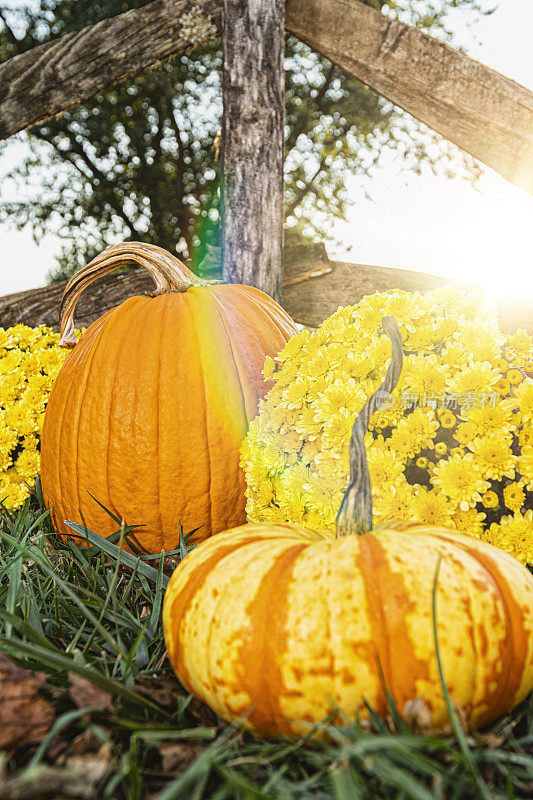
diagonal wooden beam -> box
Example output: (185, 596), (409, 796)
(0, 0), (532, 194)
(0, 0), (222, 140)
(286, 0), (533, 194)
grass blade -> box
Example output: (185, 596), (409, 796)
(64, 521), (169, 587)
(0, 636), (165, 715)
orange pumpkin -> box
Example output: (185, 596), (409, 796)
(41, 242), (297, 552)
(163, 317), (533, 737)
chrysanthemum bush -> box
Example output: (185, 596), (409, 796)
(241, 288), (533, 565)
(0, 324), (70, 509)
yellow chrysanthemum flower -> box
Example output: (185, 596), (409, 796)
(15, 449), (41, 480)
(402, 354), (450, 396)
(440, 343), (471, 370)
(481, 490), (499, 509)
(494, 377), (511, 396)
(503, 483), (526, 513)
(0, 476), (31, 509)
(446, 361), (500, 395)
(275, 330), (307, 363)
(507, 368), (525, 386)
(281, 378), (310, 410)
(438, 409), (456, 429)
(454, 421), (478, 446)
(467, 432), (517, 481)
(452, 508), (486, 536)
(374, 483), (417, 524)
(242, 288), (532, 563)
(518, 426), (533, 448)
(452, 317), (505, 349)
(517, 445), (533, 491)
(463, 402), (517, 437)
(0, 324), (74, 509)
(262, 355), (276, 380)
(388, 407), (439, 459)
(449, 446), (465, 457)
(367, 447), (405, 488)
(507, 329), (533, 361)
(411, 487), (455, 527)
(514, 379), (533, 424)
(486, 510), (533, 566)
(432, 453), (490, 510)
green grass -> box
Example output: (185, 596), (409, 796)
(0, 491), (532, 800)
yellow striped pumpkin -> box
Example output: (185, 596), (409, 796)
(163, 318), (533, 737)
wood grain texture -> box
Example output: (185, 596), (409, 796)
(2, 247), (529, 335)
(221, 0), (285, 302)
(1, 0), (532, 194)
(286, 0), (533, 193)
(283, 260), (533, 336)
(0, 270), (153, 330)
(0, 245), (321, 330)
(283, 260), (479, 328)
(0, 0), (221, 140)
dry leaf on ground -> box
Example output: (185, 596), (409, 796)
(157, 741), (198, 773)
(0, 763), (96, 800)
(0, 653), (55, 750)
(69, 727), (106, 756)
(403, 696), (433, 732)
(68, 673), (114, 711)
(189, 696), (221, 728)
(65, 742), (114, 788)
(133, 675), (180, 709)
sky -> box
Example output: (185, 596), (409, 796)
(0, 0), (532, 303)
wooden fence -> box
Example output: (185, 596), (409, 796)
(1, 246), (529, 334)
(1, 0), (532, 305)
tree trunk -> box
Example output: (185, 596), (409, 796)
(221, 0), (285, 302)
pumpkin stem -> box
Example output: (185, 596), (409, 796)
(59, 242), (220, 346)
(335, 315), (403, 537)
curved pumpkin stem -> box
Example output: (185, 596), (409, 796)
(59, 241), (218, 346)
(336, 315), (403, 537)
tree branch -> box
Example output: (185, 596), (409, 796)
(285, 61), (335, 153)
(1, 0), (532, 191)
(31, 128), (139, 234)
(165, 95), (186, 204)
(286, 116), (353, 218)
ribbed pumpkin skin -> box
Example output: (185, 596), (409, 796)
(41, 285), (297, 553)
(163, 522), (533, 737)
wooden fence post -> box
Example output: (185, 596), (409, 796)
(221, 0), (285, 302)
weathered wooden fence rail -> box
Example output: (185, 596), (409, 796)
(1, 248), (529, 334)
(1, 1), (531, 317)
(1, 0), (532, 194)
(0, 0), (222, 140)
